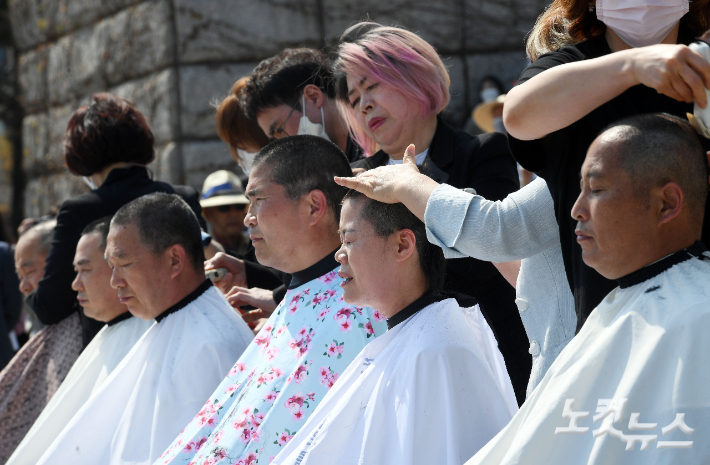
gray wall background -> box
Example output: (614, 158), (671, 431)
(5, 0), (547, 221)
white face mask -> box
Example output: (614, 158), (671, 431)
(82, 175), (98, 190)
(480, 88), (500, 103)
(236, 148), (259, 174)
(596, 0), (688, 48)
(297, 94), (330, 141)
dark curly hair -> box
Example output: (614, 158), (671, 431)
(240, 48), (335, 121)
(64, 93), (155, 176)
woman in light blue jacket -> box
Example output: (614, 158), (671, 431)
(335, 145), (575, 396)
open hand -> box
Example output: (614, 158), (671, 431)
(334, 144), (421, 204)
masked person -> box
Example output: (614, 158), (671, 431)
(332, 21), (531, 404)
(468, 114), (710, 464)
(155, 135), (387, 465)
(240, 48), (363, 163)
(503, 0), (710, 332)
(0, 221), (83, 463)
(271, 190), (517, 465)
(7, 217), (153, 465)
(35, 194), (253, 465)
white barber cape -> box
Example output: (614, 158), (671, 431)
(36, 280), (254, 465)
(7, 314), (153, 465)
(466, 242), (710, 465)
(272, 294), (518, 465)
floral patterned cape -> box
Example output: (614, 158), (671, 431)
(156, 268), (387, 465)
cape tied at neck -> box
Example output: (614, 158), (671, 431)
(616, 241), (709, 289)
(288, 250), (339, 289)
(386, 291), (448, 329)
(155, 279), (213, 323)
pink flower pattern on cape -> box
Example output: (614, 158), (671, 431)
(155, 268), (386, 465)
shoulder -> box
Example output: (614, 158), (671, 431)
(450, 129), (512, 163)
(350, 152), (387, 170)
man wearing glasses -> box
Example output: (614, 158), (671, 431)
(200, 170), (250, 255)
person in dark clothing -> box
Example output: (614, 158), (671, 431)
(503, 0), (710, 332)
(240, 48), (364, 163)
(26, 93), (205, 347)
(332, 21), (530, 404)
(0, 240), (21, 370)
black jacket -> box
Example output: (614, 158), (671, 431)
(351, 117), (531, 405)
(26, 166), (205, 345)
(0, 242), (21, 369)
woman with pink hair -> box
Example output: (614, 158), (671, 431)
(333, 22), (530, 405)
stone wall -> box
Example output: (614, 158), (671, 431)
(9, 0), (547, 219)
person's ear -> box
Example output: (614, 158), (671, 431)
(393, 229), (417, 263)
(167, 244), (187, 279)
(303, 84), (324, 109)
(304, 189), (328, 226)
(657, 182), (684, 226)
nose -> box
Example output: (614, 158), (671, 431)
(244, 204), (257, 228)
(335, 244), (348, 264)
(358, 93), (373, 114)
(109, 267), (125, 290)
(19, 278), (33, 295)
(71, 272), (83, 292)
(571, 192), (589, 223)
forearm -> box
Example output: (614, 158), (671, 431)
(425, 180), (558, 262)
(505, 50), (637, 140)
(395, 173), (440, 222)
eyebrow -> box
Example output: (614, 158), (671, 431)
(583, 169), (604, 180)
(19, 260), (34, 269)
(246, 188), (261, 198)
(347, 77), (368, 98)
(73, 258), (90, 267)
(338, 228), (356, 235)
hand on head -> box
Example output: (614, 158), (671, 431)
(204, 252), (247, 294)
(334, 144), (421, 204)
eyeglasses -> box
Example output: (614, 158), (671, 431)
(216, 204), (247, 213)
(269, 100), (300, 140)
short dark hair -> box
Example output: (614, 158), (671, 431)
(599, 113), (709, 226)
(111, 193), (204, 271)
(342, 190), (446, 293)
(252, 135), (353, 223)
(64, 93), (155, 176)
(81, 216), (112, 251)
(241, 48), (335, 121)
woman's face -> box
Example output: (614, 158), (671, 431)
(345, 73), (423, 157)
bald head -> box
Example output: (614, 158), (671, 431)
(599, 113), (708, 228)
(572, 113), (709, 279)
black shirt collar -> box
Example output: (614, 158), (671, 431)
(155, 279), (213, 323)
(386, 291), (448, 330)
(616, 241), (708, 289)
(288, 250), (339, 290)
(106, 311), (133, 327)
(100, 165), (150, 188)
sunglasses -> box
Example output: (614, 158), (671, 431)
(216, 204), (247, 213)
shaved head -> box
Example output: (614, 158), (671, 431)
(598, 113), (709, 227)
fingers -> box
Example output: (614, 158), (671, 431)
(678, 64), (706, 107)
(351, 167), (367, 175)
(204, 252), (227, 271)
(334, 176), (373, 196)
(402, 144), (416, 165)
(686, 47), (710, 90)
(241, 309), (267, 323)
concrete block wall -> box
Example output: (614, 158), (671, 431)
(9, 0), (547, 218)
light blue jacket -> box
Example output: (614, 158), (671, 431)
(424, 178), (576, 396)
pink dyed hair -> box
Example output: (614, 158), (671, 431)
(332, 22), (451, 156)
